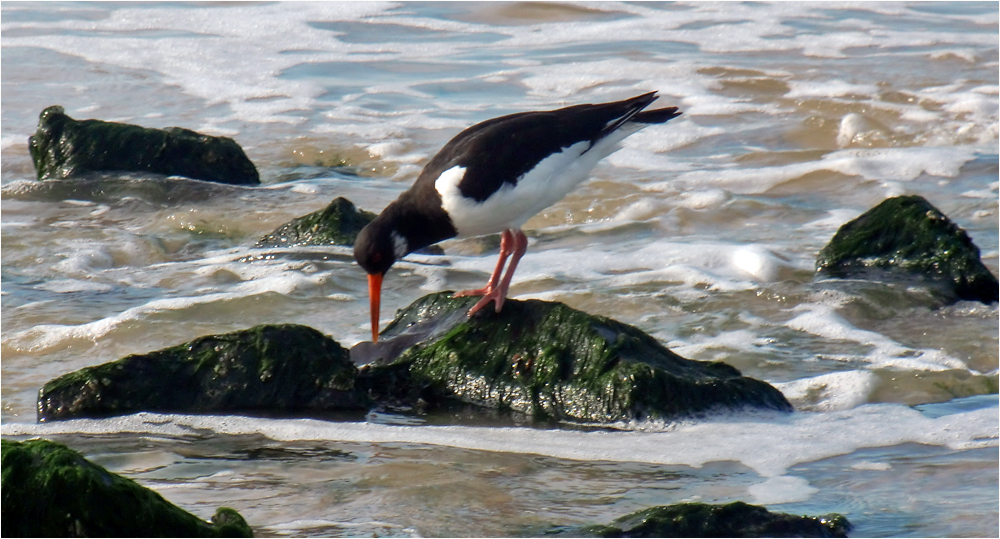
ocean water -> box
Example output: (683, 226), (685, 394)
(1, 2), (997, 537)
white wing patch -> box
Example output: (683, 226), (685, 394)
(434, 123), (648, 238)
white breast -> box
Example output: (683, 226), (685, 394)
(434, 124), (642, 238)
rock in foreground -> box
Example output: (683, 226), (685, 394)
(29, 105), (259, 185)
(565, 501), (850, 538)
(38, 324), (366, 422)
(38, 295), (790, 424)
(256, 196), (377, 247)
(360, 292), (792, 423)
(1, 438), (252, 537)
(816, 195), (998, 304)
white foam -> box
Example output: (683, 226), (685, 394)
(648, 146), (980, 195)
(667, 329), (772, 360)
(747, 475), (819, 505)
(3, 401), (995, 503)
(801, 209), (862, 231)
(774, 370), (880, 411)
(786, 80), (879, 99)
(836, 112), (888, 148)
(448, 239), (807, 296)
(2, 1), (994, 164)
(784, 303), (971, 372)
(731, 245), (790, 281)
(2, 259), (329, 354)
(35, 279), (114, 294)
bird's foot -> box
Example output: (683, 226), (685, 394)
(453, 287), (491, 298)
(465, 288), (506, 317)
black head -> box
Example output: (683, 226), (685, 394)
(353, 217), (400, 276)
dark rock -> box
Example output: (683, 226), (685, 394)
(38, 324), (368, 422)
(817, 195), (998, 304)
(28, 105), (259, 185)
(257, 197), (377, 247)
(257, 196), (444, 254)
(1, 438), (252, 537)
(357, 292), (792, 423)
(38, 297), (789, 424)
(567, 501), (850, 538)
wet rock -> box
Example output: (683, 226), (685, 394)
(29, 105), (260, 185)
(38, 297), (789, 424)
(257, 197), (377, 247)
(563, 501), (850, 538)
(816, 195), (998, 304)
(1, 438), (252, 537)
(357, 292), (792, 423)
(38, 324), (368, 422)
(257, 196), (443, 253)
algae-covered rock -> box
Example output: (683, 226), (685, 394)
(358, 292), (792, 423)
(29, 105), (260, 185)
(38, 324), (367, 421)
(257, 196), (443, 253)
(257, 197), (377, 247)
(817, 195), (998, 304)
(570, 501), (850, 538)
(1, 438), (252, 537)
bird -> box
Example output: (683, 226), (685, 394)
(354, 91), (681, 343)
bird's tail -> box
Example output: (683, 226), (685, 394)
(633, 106), (682, 124)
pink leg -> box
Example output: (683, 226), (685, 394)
(467, 229), (528, 316)
(454, 229), (514, 298)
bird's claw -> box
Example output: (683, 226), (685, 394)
(466, 289), (505, 317)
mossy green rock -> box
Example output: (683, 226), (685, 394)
(29, 105), (259, 185)
(816, 195), (998, 304)
(257, 197), (377, 247)
(361, 293), (792, 422)
(1, 438), (252, 537)
(570, 502), (850, 538)
(257, 196), (443, 254)
(38, 324), (367, 421)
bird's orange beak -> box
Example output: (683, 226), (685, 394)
(368, 272), (383, 343)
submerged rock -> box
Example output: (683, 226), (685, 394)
(28, 105), (259, 185)
(38, 324), (367, 422)
(816, 195), (998, 304)
(1, 438), (252, 537)
(358, 292), (792, 423)
(563, 501), (850, 538)
(257, 196), (443, 253)
(257, 197), (377, 247)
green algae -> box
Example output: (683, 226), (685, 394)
(39, 298), (789, 424)
(256, 196), (444, 253)
(38, 324), (367, 422)
(572, 501), (850, 538)
(28, 105), (259, 185)
(364, 292), (792, 423)
(256, 197), (377, 247)
(1, 438), (252, 537)
(817, 195), (998, 304)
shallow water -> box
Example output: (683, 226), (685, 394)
(1, 2), (998, 537)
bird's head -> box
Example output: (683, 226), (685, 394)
(354, 216), (409, 343)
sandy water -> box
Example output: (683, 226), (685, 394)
(1, 2), (998, 537)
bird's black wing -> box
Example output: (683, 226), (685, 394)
(419, 92), (675, 203)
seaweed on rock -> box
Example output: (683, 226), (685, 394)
(1, 438), (252, 537)
(37, 324), (366, 422)
(817, 195), (998, 304)
(359, 292), (793, 423)
(565, 501), (851, 538)
(28, 105), (259, 185)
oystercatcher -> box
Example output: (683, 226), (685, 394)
(354, 92), (681, 342)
